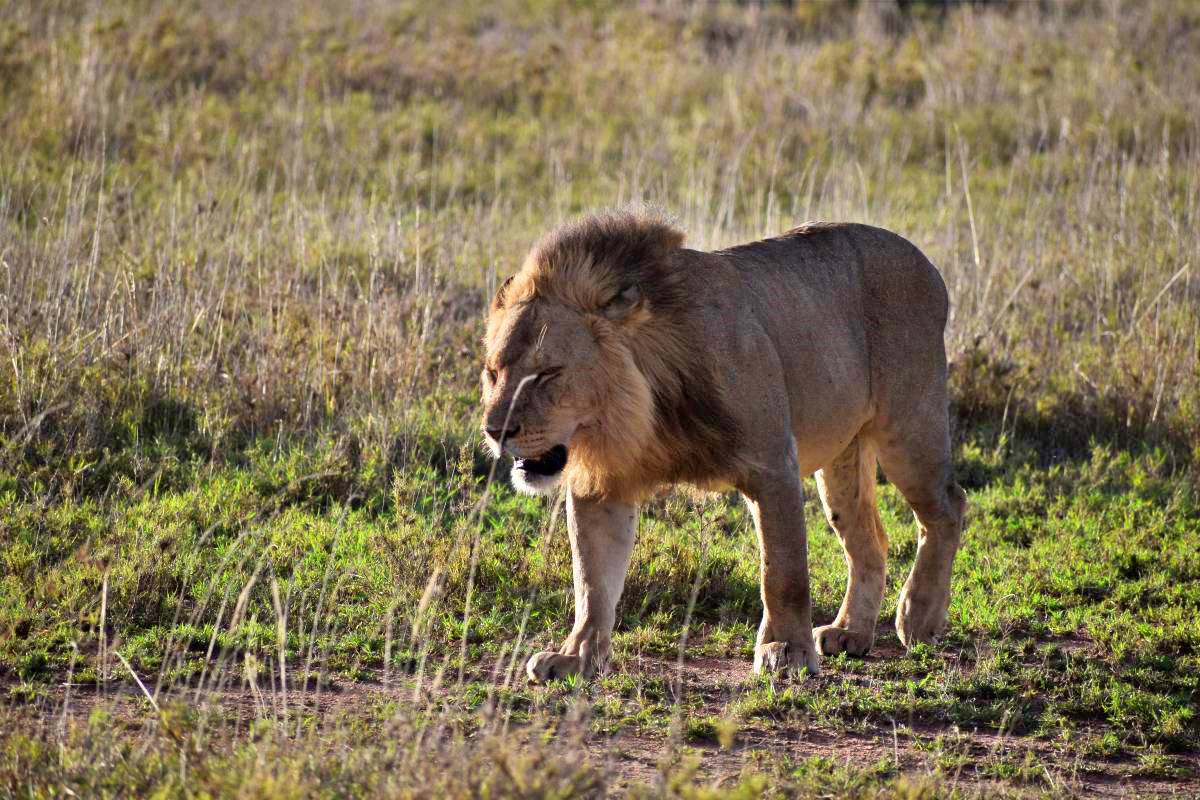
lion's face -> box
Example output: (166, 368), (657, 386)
(481, 298), (604, 495)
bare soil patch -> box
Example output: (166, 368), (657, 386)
(16, 651), (1195, 798)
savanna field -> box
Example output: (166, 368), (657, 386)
(1, 1), (1198, 796)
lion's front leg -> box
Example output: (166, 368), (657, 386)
(742, 450), (821, 678)
(526, 491), (637, 683)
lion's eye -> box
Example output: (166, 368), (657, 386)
(484, 368), (497, 385)
(538, 367), (563, 384)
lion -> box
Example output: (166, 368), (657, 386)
(480, 210), (967, 682)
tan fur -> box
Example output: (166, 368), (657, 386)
(481, 210), (967, 682)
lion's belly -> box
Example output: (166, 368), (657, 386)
(706, 296), (873, 477)
(793, 426), (864, 478)
(727, 277), (874, 475)
(788, 370), (873, 476)
(785, 324), (873, 473)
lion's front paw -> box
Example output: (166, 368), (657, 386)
(525, 651), (584, 683)
(753, 640), (820, 677)
(814, 624), (874, 657)
(895, 582), (949, 648)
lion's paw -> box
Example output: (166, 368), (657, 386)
(895, 585), (949, 648)
(814, 625), (874, 657)
(525, 651), (584, 683)
(753, 640), (820, 677)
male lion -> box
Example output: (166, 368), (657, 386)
(481, 211), (966, 682)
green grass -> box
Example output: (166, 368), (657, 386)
(2, 430), (1196, 794)
(1, 0), (1199, 796)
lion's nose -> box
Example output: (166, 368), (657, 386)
(486, 424), (521, 441)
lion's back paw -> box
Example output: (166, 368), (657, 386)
(895, 586), (949, 648)
(525, 651), (584, 683)
(896, 618), (945, 649)
(814, 625), (874, 657)
(754, 640), (820, 677)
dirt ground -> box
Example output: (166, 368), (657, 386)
(21, 652), (1197, 799)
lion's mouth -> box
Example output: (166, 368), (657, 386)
(514, 445), (568, 477)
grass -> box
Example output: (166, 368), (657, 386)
(1, 0), (1199, 796)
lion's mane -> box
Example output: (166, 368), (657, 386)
(494, 211), (742, 500)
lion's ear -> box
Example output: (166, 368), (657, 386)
(491, 275), (515, 311)
(602, 284), (642, 320)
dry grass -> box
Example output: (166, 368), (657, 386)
(2, 0), (1197, 497)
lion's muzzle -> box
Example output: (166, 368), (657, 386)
(510, 444), (568, 495)
(514, 444), (568, 477)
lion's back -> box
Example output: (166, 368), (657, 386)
(719, 222), (949, 333)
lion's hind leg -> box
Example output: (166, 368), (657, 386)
(813, 437), (888, 657)
(872, 412), (967, 649)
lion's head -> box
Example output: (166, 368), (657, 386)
(481, 210), (740, 500)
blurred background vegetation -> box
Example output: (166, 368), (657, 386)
(2, 0), (1197, 500)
